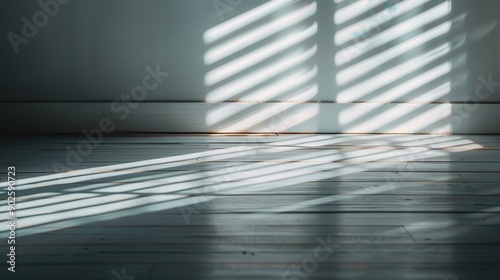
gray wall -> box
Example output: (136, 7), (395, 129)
(1, 0), (500, 133)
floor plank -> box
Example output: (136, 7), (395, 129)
(1, 134), (500, 279)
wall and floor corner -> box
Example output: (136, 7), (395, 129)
(1, 1), (500, 280)
(1, 0), (500, 134)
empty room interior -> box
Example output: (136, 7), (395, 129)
(2, 0), (500, 279)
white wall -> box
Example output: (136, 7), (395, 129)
(2, 0), (500, 134)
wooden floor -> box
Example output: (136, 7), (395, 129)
(1, 134), (500, 279)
